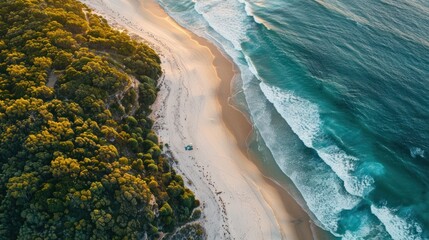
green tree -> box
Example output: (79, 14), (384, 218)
(0, 0), (197, 238)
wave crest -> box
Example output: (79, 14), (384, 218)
(371, 205), (424, 240)
(259, 82), (376, 197)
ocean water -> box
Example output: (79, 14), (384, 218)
(155, 0), (429, 238)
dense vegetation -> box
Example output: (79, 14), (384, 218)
(0, 0), (200, 239)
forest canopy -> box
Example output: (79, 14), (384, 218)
(0, 0), (199, 239)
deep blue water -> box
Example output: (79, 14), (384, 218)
(155, 0), (429, 238)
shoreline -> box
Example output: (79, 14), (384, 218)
(200, 34), (324, 239)
(207, 31), (331, 240)
(79, 0), (326, 239)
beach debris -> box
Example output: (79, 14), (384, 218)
(185, 143), (193, 151)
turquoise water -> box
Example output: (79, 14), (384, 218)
(155, 0), (429, 238)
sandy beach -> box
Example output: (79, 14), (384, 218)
(79, 0), (323, 239)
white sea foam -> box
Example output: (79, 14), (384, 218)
(259, 82), (320, 147)
(192, 0), (251, 50)
(410, 147), (425, 158)
(238, 0), (261, 23)
(289, 169), (360, 232)
(342, 216), (390, 240)
(243, 55), (261, 80)
(317, 147), (375, 196)
(259, 82), (377, 197)
(246, 81), (363, 234)
(237, 0), (253, 17)
(371, 205), (424, 240)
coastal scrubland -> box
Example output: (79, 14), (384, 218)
(0, 0), (200, 239)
